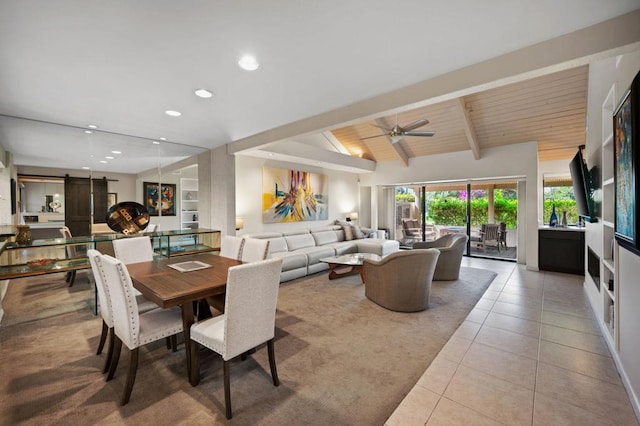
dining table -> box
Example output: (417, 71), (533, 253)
(126, 252), (242, 386)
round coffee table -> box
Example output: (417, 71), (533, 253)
(319, 253), (382, 282)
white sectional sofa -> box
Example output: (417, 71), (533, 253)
(243, 225), (400, 282)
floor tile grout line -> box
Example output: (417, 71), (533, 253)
(535, 359), (625, 387)
(432, 396), (513, 426)
(531, 270), (547, 426)
(537, 336), (611, 358)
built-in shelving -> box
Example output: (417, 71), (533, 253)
(594, 83), (619, 348)
(180, 178), (199, 230)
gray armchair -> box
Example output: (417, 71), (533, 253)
(413, 233), (468, 280)
(362, 249), (440, 312)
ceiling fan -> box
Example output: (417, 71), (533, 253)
(360, 115), (435, 143)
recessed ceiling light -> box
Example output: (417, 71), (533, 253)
(111, 150), (122, 154)
(87, 124), (98, 129)
(100, 160), (108, 164)
(238, 55), (259, 71)
(81, 166), (90, 170)
(152, 141), (160, 145)
(165, 110), (182, 117)
(84, 130), (93, 134)
(159, 137), (167, 141)
(194, 89), (213, 98)
(105, 156), (115, 160)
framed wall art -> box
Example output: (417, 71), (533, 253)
(262, 167), (328, 223)
(143, 182), (176, 216)
(614, 69), (640, 255)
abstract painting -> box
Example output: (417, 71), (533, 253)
(143, 182), (176, 216)
(262, 167), (328, 223)
(614, 69), (640, 258)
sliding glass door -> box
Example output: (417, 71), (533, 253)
(468, 181), (518, 261)
(391, 180), (518, 261)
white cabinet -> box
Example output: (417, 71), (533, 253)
(180, 178), (199, 230)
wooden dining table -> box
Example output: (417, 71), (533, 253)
(126, 253), (242, 386)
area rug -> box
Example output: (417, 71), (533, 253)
(0, 266), (496, 425)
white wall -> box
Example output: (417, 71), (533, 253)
(361, 142), (539, 268)
(235, 155), (360, 235)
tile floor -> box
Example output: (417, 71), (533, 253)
(386, 257), (639, 426)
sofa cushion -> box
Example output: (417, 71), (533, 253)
(284, 233), (316, 251)
(329, 241), (358, 255)
(357, 239), (400, 256)
(343, 225), (354, 241)
(312, 230), (340, 246)
(282, 229), (311, 237)
(266, 237), (289, 254)
(352, 225), (365, 239)
(269, 250), (308, 271)
(298, 246), (336, 265)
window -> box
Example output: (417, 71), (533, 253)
(543, 176), (578, 225)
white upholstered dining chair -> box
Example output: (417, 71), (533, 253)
(87, 249), (157, 375)
(112, 235), (155, 265)
(240, 238), (270, 263)
(112, 236), (156, 301)
(98, 253), (183, 405)
(190, 257), (283, 419)
(219, 235), (244, 259)
(207, 237), (270, 314)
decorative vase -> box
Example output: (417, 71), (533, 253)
(16, 225), (32, 245)
(561, 211), (568, 227)
(549, 204), (558, 227)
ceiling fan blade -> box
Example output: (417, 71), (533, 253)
(371, 123), (391, 131)
(403, 131), (436, 137)
(359, 134), (386, 141)
(401, 118), (430, 132)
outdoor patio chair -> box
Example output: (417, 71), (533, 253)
(401, 219), (436, 243)
(473, 223), (501, 251)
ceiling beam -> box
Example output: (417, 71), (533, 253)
(374, 118), (410, 167)
(255, 140), (376, 173)
(456, 98), (481, 160)
(227, 10), (640, 155)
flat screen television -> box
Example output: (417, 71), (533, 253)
(569, 147), (597, 222)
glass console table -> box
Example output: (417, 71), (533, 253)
(0, 228), (221, 314)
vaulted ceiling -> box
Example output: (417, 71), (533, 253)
(332, 66), (588, 164)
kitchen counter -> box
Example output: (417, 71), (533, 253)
(538, 225), (585, 232)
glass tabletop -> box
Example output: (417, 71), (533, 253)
(319, 253), (381, 266)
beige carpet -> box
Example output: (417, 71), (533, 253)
(0, 267), (496, 425)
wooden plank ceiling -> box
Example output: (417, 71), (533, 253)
(331, 65), (588, 163)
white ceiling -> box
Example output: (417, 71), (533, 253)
(0, 1), (639, 173)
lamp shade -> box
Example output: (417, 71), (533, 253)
(350, 212), (359, 221)
(235, 217), (244, 230)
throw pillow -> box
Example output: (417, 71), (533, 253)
(343, 225), (354, 241)
(352, 225), (364, 239)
